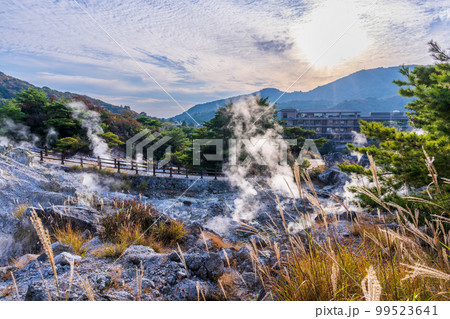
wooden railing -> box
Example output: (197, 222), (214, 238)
(30, 147), (224, 180)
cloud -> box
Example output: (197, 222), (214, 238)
(255, 39), (294, 54)
(0, 0), (449, 117)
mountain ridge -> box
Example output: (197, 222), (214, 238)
(0, 71), (140, 116)
(168, 65), (417, 124)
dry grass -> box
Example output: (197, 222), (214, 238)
(98, 198), (184, 256)
(0, 285), (14, 298)
(135, 261), (144, 301)
(53, 224), (91, 256)
(94, 243), (128, 259)
(12, 202), (28, 219)
(202, 231), (239, 250)
(76, 272), (95, 301)
(252, 159), (450, 301)
(29, 209), (60, 300)
(154, 220), (186, 246)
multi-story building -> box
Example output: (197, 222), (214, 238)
(279, 109), (410, 147)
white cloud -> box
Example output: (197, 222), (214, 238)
(0, 0), (449, 117)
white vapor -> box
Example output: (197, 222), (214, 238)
(68, 102), (110, 159)
(224, 96), (297, 222)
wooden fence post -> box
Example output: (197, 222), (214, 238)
(169, 166), (173, 178)
(98, 156), (102, 170)
(117, 160), (121, 173)
(114, 158), (117, 168)
(61, 152), (65, 165)
(80, 156), (84, 168)
(135, 161), (139, 175)
(185, 168), (188, 179)
(40, 150), (43, 162)
(214, 168), (218, 180)
(44, 146), (48, 156)
(163, 165), (166, 174)
(146, 160), (150, 172)
(153, 162), (156, 176)
(178, 166), (181, 174)
(200, 168), (203, 179)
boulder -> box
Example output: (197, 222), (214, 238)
(175, 278), (211, 300)
(182, 252), (224, 281)
(318, 168), (350, 186)
(37, 242), (76, 262)
(25, 282), (48, 301)
(53, 252), (81, 265)
(325, 153), (345, 167)
(23, 205), (103, 234)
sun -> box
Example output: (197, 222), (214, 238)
(294, 0), (371, 68)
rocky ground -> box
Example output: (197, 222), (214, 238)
(0, 148), (372, 301)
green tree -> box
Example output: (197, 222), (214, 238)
(56, 137), (89, 153)
(43, 101), (82, 139)
(341, 41), (450, 218)
(0, 100), (26, 122)
(97, 132), (124, 147)
(14, 88), (49, 135)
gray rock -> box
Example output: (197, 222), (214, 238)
(219, 248), (236, 265)
(54, 252), (81, 265)
(90, 273), (112, 291)
(25, 282), (48, 301)
(122, 245), (157, 264)
(318, 168), (350, 185)
(241, 272), (258, 289)
(235, 247), (251, 262)
(325, 153), (345, 167)
(23, 205), (102, 234)
(184, 252), (224, 281)
(175, 278), (211, 300)
(37, 242), (76, 262)
(80, 236), (103, 254)
(338, 211), (358, 221)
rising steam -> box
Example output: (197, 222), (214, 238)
(224, 96), (297, 222)
(68, 102), (110, 159)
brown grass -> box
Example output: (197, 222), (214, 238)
(29, 209), (60, 300)
(252, 160), (450, 301)
(53, 224), (91, 256)
(12, 203), (28, 219)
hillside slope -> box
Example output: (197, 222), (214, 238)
(0, 72), (138, 116)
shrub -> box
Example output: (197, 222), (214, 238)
(53, 224), (91, 256)
(99, 198), (178, 252)
(120, 180), (132, 192)
(155, 221), (186, 245)
(138, 181), (148, 192)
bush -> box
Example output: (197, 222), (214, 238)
(53, 224), (91, 256)
(99, 198), (182, 252)
(155, 221), (186, 245)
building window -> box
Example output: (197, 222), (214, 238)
(282, 113), (287, 119)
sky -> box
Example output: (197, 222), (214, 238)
(0, 0), (449, 118)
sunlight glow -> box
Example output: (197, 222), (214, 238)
(295, 0), (372, 68)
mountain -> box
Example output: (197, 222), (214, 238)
(169, 65), (416, 124)
(0, 72), (140, 116)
